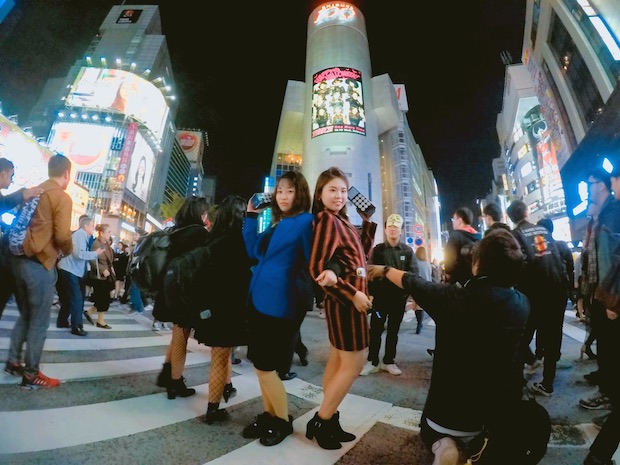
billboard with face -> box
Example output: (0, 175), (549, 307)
(126, 132), (155, 203)
(311, 66), (366, 138)
(65, 67), (170, 139)
(47, 122), (115, 174)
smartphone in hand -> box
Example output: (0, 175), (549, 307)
(347, 186), (375, 216)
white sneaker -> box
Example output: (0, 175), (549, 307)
(152, 322), (162, 331)
(360, 361), (379, 376)
(160, 322), (171, 331)
(144, 304), (154, 312)
(380, 363), (402, 376)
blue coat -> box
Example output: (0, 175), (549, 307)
(243, 212), (313, 320)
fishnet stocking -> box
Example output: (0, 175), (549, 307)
(209, 347), (232, 403)
(167, 324), (191, 380)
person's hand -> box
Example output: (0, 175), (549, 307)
(352, 290), (372, 314)
(358, 209), (373, 222)
(367, 264), (385, 281)
(246, 199), (259, 214)
(23, 187), (44, 201)
(316, 269), (337, 287)
(103, 269), (110, 278)
(606, 309), (618, 320)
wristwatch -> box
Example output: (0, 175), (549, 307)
(383, 266), (391, 275)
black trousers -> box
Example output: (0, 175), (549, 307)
(368, 300), (406, 365)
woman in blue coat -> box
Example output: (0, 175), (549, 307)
(241, 171), (314, 447)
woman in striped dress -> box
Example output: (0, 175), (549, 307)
(307, 166), (377, 450)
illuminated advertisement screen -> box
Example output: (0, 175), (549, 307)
(0, 114), (52, 195)
(65, 67), (169, 139)
(311, 67), (365, 138)
(126, 132), (155, 202)
(47, 122), (115, 174)
(177, 130), (203, 163)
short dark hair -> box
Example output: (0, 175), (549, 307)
(483, 203), (502, 222)
(175, 196), (210, 228)
(271, 171), (311, 222)
(472, 228), (524, 287)
(0, 158), (14, 172)
(588, 167), (611, 191)
(79, 215), (93, 229)
(48, 154), (71, 178)
(537, 218), (554, 234)
(454, 207), (474, 225)
(506, 200), (527, 223)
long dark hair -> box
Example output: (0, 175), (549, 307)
(131, 156), (146, 191)
(311, 166), (349, 218)
(271, 171), (311, 223)
(175, 196), (210, 228)
(210, 195), (246, 238)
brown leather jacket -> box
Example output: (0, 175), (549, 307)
(23, 179), (73, 270)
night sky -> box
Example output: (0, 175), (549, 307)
(0, 0), (526, 223)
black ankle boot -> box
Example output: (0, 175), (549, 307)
(223, 382), (237, 402)
(166, 377), (196, 399)
(330, 411), (356, 442)
(260, 415), (293, 446)
(204, 402), (229, 424)
(306, 412), (341, 450)
(242, 412), (272, 438)
(156, 362), (171, 388)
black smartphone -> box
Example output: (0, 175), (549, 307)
(347, 186), (375, 216)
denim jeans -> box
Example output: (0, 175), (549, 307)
(58, 269), (86, 329)
(9, 257), (56, 377)
(128, 282), (144, 313)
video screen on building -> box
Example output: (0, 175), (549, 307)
(0, 114), (52, 195)
(47, 122), (115, 174)
(311, 67), (365, 138)
(125, 132), (155, 203)
(65, 67), (169, 139)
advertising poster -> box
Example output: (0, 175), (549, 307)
(47, 122), (114, 174)
(311, 66), (366, 138)
(125, 132), (155, 203)
(65, 67), (169, 139)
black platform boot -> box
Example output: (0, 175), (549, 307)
(330, 411), (356, 442)
(156, 362), (171, 388)
(204, 402), (229, 424)
(305, 412), (341, 450)
(260, 415), (293, 446)
(166, 377), (196, 399)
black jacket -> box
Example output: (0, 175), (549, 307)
(444, 229), (482, 285)
(368, 241), (416, 304)
(399, 274), (529, 432)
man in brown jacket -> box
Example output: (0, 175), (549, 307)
(5, 155), (73, 389)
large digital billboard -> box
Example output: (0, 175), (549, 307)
(47, 122), (115, 174)
(0, 114), (53, 195)
(65, 67), (170, 139)
(311, 67), (366, 138)
(126, 132), (155, 203)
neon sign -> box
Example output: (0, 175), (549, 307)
(314, 3), (355, 25)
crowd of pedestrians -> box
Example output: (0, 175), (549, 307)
(1, 156), (619, 465)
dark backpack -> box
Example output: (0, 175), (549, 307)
(162, 235), (222, 315)
(128, 228), (172, 294)
(8, 197), (40, 256)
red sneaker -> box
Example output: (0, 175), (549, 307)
(20, 371), (61, 390)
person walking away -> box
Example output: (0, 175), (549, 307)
(56, 215), (104, 335)
(153, 196), (211, 399)
(577, 168), (620, 413)
(413, 245), (433, 334)
(241, 171), (315, 446)
(112, 241), (129, 301)
(4, 155), (73, 388)
(361, 213), (415, 376)
(0, 157), (43, 321)
(584, 165), (620, 465)
(368, 229), (530, 465)
(307, 167), (377, 450)
(507, 200), (568, 397)
(193, 195), (252, 424)
(84, 224), (115, 329)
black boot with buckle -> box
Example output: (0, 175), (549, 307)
(330, 411), (356, 442)
(204, 402), (229, 424)
(166, 377), (196, 400)
(306, 412), (341, 450)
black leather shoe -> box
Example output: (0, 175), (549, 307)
(71, 327), (88, 336)
(260, 415), (293, 446)
(96, 322), (112, 329)
(278, 372), (297, 381)
(83, 311), (94, 325)
(297, 351), (309, 366)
